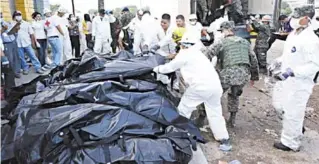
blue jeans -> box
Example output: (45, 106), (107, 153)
(18, 45), (41, 71)
(48, 37), (62, 67)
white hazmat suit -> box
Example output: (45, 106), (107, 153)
(92, 15), (113, 54)
(272, 25), (319, 150)
(133, 13), (159, 54)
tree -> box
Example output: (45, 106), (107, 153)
(281, 1), (292, 15)
(88, 9), (98, 15)
(98, 0), (104, 10)
(50, 4), (61, 13)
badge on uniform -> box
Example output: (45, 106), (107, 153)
(291, 46), (296, 53)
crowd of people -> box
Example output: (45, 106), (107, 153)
(1, 3), (319, 163)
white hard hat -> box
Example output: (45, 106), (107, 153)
(43, 8), (52, 14)
(180, 33), (199, 44)
(189, 14), (197, 20)
(57, 7), (68, 13)
(261, 15), (271, 22)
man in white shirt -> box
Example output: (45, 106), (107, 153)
(43, 8), (64, 68)
(57, 7), (72, 63)
(92, 9), (113, 54)
(186, 14), (204, 40)
(13, 11), (44, 74)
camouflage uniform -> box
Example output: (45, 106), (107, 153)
(120, 12), (135, 28)
(240, 0), (249, 19)
(205, 21), (259, 126)
(252, 20), (271, 71)
(227, 0), (244, 24)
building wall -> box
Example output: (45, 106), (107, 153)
(1, 0), (14, 21)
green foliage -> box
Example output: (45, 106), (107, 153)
(281, 1), (292, 15)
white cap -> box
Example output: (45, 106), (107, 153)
(261, 15), (271, 22)
(43, 8), (52, 14)
(189, 14), (197, 20)
(57, 7), (68, 13)
(137, 9), (143, 16)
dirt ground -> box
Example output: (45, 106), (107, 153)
(200, 41), (319, 164)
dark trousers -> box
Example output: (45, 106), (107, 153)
(1, 65), (15, 98)
(268, 33), (288, 50)
(85, 34), (92, 46)
(36, 39), (48, 66)
(3, 42), (20, 74)
(70, 35), (80, 57)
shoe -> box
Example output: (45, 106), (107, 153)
(273, 142), (292, 151)
(15, 73), (21, 78)
(219, 139), (232, 152)
(22, 70), (29, 75)
(41, 67), (47, 71)
(36, 69), (44, 74)
(43, 64), (51, 69)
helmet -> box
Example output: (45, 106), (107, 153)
(43, 8), (52, 14)
(57, 7), (68, 13)
(189, 14), (197, 20)
(219, 21), (235, 31)
(261, 15), (271, 22)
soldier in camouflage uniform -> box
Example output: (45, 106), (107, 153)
(205, 21), (259, 127)
(251, 15), (271, 73)
(120, 7), (135, 30)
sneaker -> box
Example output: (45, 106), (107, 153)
(273, 142), (292, 151)
(41, 67), (47, 71)
(36, 69), (44, 74)
(43, 64), (51, 69)
(219, 139), (232, 152)
(22, 70), (29, 75)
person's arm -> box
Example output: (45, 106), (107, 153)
(118, 30), (124, 50)
(205, 39), (223, 60)
(155, 52), (186, 74)
(293, 42), (319, 79)
(249, 47), (260, 81)
(28, 23), (37, 48)
(251, 20), (266, 31)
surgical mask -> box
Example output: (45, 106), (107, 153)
(71, 17), (76, 21)
(290, 17), (308, 29)
(15, 16), (22, 21)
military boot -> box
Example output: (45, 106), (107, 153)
(227, 112), (237, 128)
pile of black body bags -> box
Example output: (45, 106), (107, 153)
(1, 50), (205, 164)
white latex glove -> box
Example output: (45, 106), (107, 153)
(220, 5), (224, 9)
(153, 66), (160, 73)
(255, 14), (260, 19)
(250, 16), (256, 21)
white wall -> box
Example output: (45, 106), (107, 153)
(248, 0), (274, 15)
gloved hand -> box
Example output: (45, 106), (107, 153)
(1, 56), (9, 66)
(275, 68), (294, 81)
(150, 44), (160, 51)
(268, 59), (282, 76)
(250, 16), (256, 21)
(153, 66), (160, 74)
(220, 5), (224, 9)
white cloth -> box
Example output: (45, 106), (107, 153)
(154, 46), (229, 140)
(273, 26), (319, 150)
(129, 17), (142, 34)
(92, 16), (112, 54)
(133, 14), (159, 54)
(44, 16), (60, 37)
(15, 21), (34, 47)
(56, 15), (72, 63)
(156, 26), (176, 56)
(31, 20), (46, 39)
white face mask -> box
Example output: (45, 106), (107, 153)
(290, 17), (308, 29)
(190, 21), (196, 25)
(15, 16), (22, 21)
(71, 17), (76, 21)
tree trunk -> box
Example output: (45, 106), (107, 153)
(98, 0), (104, 10)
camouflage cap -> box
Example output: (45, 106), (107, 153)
(218, 21), (235, 31)
(292, 5), (315, 19)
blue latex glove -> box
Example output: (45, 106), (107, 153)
(275, 68), (294, 81)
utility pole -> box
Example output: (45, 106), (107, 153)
(272, 0), (282, 31)
(71, 0), (75, 15)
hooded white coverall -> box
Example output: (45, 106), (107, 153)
(272, 26), (319, 150)
(56, 15), (72, 64)
(92, 15), (112, 54)
(133, 14), (159, 54)
(186, 22), (203, 40)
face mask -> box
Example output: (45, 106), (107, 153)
(290, 17), (308, 29)
(71, 17), (76, 21)
(190, 21), (196, 25)
(15, 16), (22, 21)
